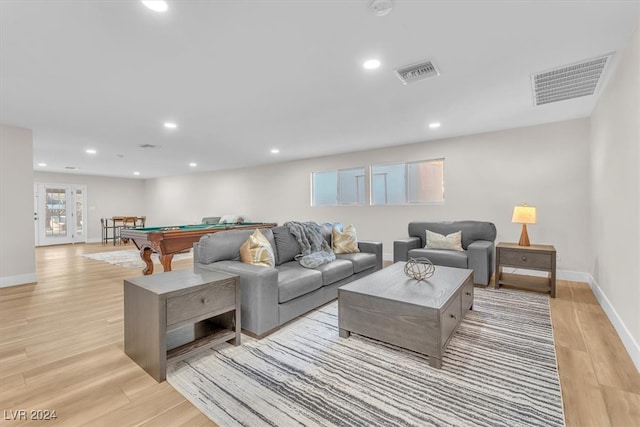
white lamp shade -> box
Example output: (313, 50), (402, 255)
(512, 205), (537, 224)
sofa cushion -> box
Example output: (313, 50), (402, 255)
(240, 229), (275, 268)
(272, 226), (300, 266)
(332, 224), (360, 254)
(197, 229), (253, 263)
(408, 248), (468, 269)
(336, 252), (377, 273)
(425, 230), (463, 251)
(198, 228), (275, 264)
(276, 262), (323, 303)
(314, 259), (353, 286)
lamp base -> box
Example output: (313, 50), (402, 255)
(518, 224), (530, 246)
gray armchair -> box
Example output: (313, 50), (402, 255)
(394, 221), (497, 286)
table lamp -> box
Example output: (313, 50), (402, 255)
(512, 204), (536, 246)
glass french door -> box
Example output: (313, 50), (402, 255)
(34, 183), (87, 246)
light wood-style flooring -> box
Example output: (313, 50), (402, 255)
(1, 243), (639, 426)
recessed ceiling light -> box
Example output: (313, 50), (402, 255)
(38, 162), (47, 167)
(142, 1), (168, 12)
(189, 162), (197, 167)
(164, 122), (177, 129)
(133, 171), (141, 176)
(429, 122), (441, 129)
(86, 149), (97, 154)
(363, 59), (381, 70)
(271, 148), (280, 154)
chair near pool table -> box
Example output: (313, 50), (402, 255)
(201, 217), (221, 224)
(101, 217), (122, 246)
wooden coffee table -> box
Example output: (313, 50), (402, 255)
(338, 262), (473, 368)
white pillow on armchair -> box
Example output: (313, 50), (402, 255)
(425, 230), (463, 251)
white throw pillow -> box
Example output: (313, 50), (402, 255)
(425, 230), (463, 251)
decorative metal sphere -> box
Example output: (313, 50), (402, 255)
(404, 257), (435, 280)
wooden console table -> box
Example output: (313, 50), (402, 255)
(124, 269), (240, 381)
(495, 242), (556, 297)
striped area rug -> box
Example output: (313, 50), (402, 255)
(167, 287), (565, 426)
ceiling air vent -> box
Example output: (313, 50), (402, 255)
(531, 53), (613, 106)
(394, 60), (439, 85)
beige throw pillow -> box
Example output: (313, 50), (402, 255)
(240, 229), (275, 267)
(332, 224), (360, 254)
(425, 230), (463, 251)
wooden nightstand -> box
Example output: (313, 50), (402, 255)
(495, 242), (556, 298)
(124, 269), (241, 381)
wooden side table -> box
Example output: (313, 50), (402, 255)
(495, 242), (556, 297)
(124, 269), (240, 381)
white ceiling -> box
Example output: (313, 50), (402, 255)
(1, 0), (638, 179)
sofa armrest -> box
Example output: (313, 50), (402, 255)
(467, 240), (495, 286)
(358, 240), (383, 271)
(393, 237), (421, 262)
(194, 260), (279, 336)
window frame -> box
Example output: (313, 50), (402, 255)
(370, 158), (445, 206)
(311, 166), (366, 207)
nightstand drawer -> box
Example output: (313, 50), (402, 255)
(167, 282), (236, 326)
(500, 250), (551, 269)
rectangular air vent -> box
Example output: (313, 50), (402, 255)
(394, 60), (440, 85)
(531, 54), (613, 105)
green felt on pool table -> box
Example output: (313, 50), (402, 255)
(132, 223), (267, 232)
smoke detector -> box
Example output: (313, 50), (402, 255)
(531, 53), (613, 105)
(394, 60), (440, 85)
(370, 0), (392, 16)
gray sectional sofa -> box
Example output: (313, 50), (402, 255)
(193, 224), (383, 337)
(393, 221), (497, 286)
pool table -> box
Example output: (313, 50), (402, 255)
(120, 222), (277, 275)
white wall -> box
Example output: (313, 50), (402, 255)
(0, 124), (37, 287)
(144, 118), (591, 271)
(34, 172), (147, 243)
(589, 19), (640, 367)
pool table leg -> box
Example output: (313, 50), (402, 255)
(141, 247), (154, 275)
(160, 254), (174, 272)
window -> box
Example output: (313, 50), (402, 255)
(371, 159), (444, 205)
(312, 167), (365, 206)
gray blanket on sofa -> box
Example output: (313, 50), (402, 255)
(285, 221), (336, 268)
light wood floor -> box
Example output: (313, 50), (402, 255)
(1, 244), (639, 426)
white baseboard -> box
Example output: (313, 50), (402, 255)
(0, 272), (38, 288)
(556, 269), (591, 282)
(583, 273), (640, 372)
